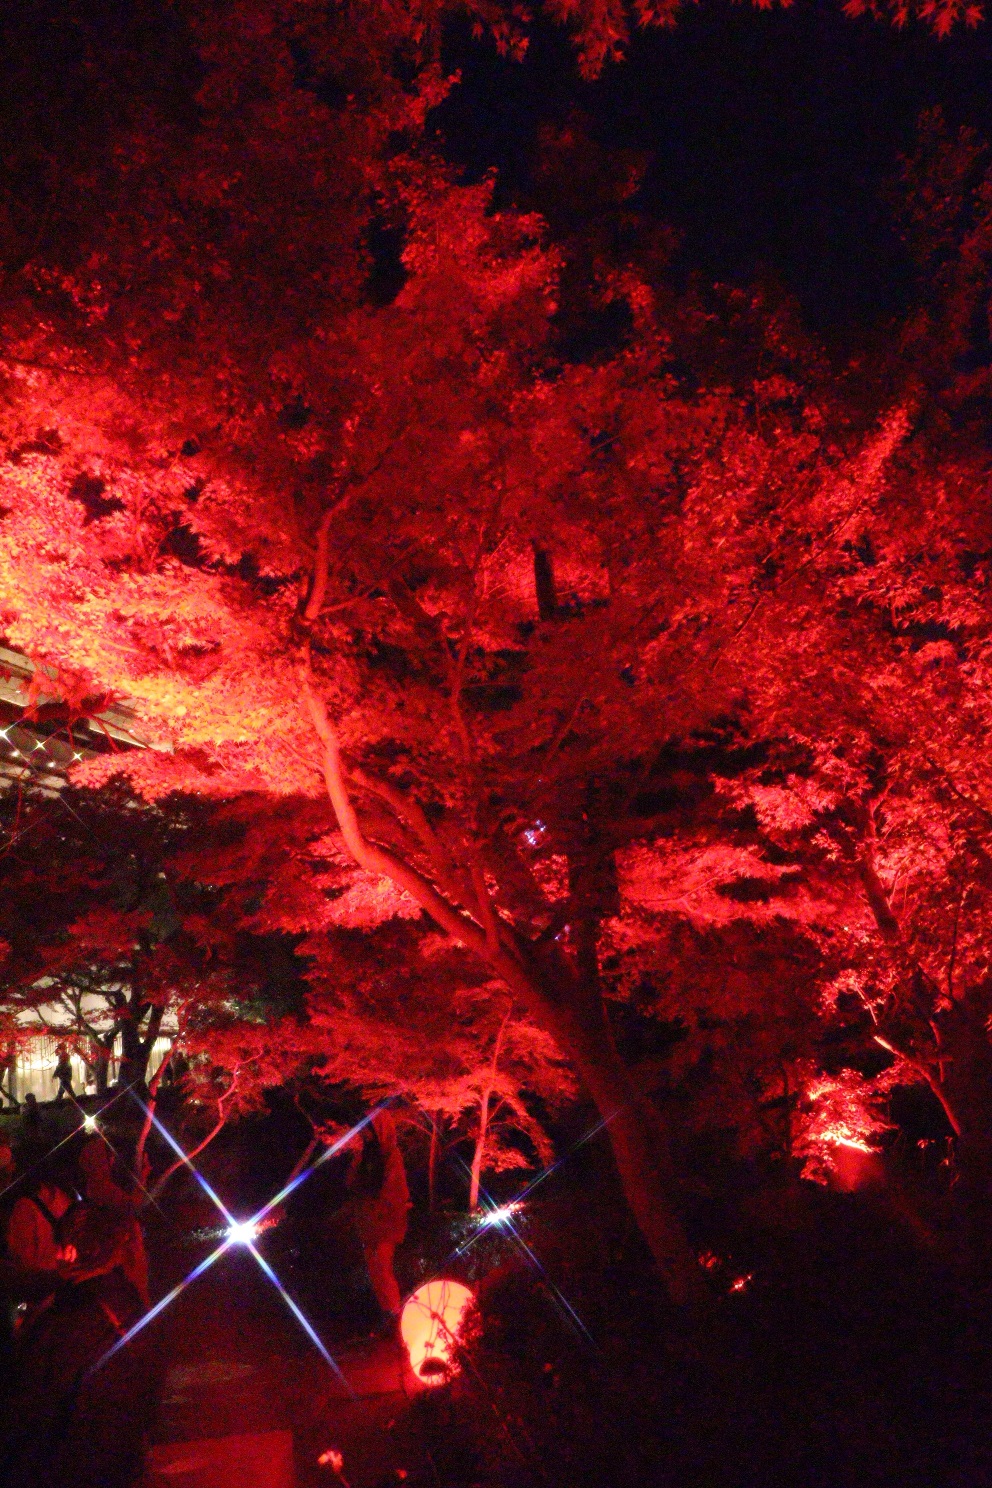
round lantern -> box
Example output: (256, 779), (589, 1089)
(400, 1279), (474, 1386)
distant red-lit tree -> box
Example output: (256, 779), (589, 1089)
(303, 935), (577, 1210)
(142, 1011), (313, 1200)
(0, 787), (300, 1104)
(0, 789), (186, 1089)
(3, 907), (171, 1095)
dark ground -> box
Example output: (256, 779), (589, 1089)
(144, 1232), (420, 1488)
(1, 1103), (440, 1488)
(8, 1100), (992, 1487)
(136, 1122), (449, 1488)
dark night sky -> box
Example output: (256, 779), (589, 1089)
(5, 1), (992, 342)
(433, 2), (992, 336)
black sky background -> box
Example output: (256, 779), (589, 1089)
(3, 2), (992, 344)
(433, 2), (992, 338)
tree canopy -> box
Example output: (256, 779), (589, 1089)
(2, 0), (992, 1305)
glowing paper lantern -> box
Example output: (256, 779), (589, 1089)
(400, 1279), (474, 1386)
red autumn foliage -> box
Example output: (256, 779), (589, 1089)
(1, 6), (991, 1305)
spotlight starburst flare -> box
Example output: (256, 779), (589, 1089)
(89, 1096), (391, 1388)
(443, 1135), (609, 1349)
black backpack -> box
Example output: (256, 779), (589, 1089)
(21, 1191), (81, 1248)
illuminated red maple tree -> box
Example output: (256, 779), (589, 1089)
(2, 4), (992, 1305)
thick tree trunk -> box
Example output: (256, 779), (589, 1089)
(552, 842), (708, 1310)
(93, 1043), (111, 1094)
(119, 1004), (152, 1088)
(115, 997), (166, 1092)
(936, 1005), (992, 1271)
(561, 1014), (708, 1309)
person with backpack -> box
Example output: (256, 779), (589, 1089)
(0, 1202), (156, 1488)
(6, 1171), (73, 1287)
(4, 1163), (75, 1332)
(345, 1109), (410, 1328)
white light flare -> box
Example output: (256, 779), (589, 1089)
(226, 1219), (260, 1246)
(476, 1201), (525, 1229)
(99, 1090), (378, 1393)
(91, 1241), (231, 1372)
(450, 1163), (594, 1347)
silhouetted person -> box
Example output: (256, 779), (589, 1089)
(0, 1203), (155, 1488)
(78, 1133), (149, 1306)
(18, 1094), (41, 1145)
(53, 1046), (73, 1104)
(346, 1110), (410, 1328)
(160, 1049), (189, 1089)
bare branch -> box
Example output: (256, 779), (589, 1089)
(873, 1035), (962, 1136)
(302, 661), (486, 952)
(302, 659), (538, 1006)
(304, 432), (413, 624)
(350, 766), (468, 901)
(146, 1073), (238, 1203)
